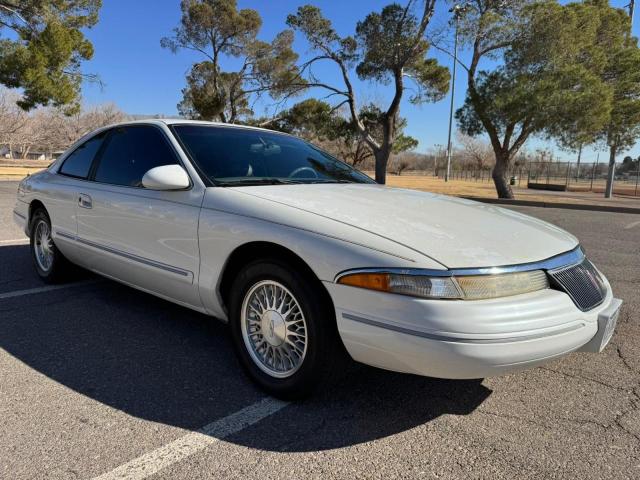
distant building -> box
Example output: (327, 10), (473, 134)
(0, 146), (61, 161)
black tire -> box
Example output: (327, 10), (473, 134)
(229, 259), (346, 400)
(29, 209), (70, 284)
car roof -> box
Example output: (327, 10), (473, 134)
(63, 119), (292, 163)
(103, 118), (280, 135)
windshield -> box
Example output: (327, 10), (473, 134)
(172, 124), (375, 186)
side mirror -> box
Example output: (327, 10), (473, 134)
(142, 164), (190, 190)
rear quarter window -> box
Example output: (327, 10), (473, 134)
(59, 133), (106, 179)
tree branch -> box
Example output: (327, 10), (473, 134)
(0, 2), (28, 26)
(508, 120), (533, 157)
(402, 0), (437, 63)
(467, 38), (503, 156)
(429, 43), (470, 73)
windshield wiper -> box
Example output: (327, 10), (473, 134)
(215, 178), (304, 187)
(215, 178), (360, 187)
(305, 179), (355, 184)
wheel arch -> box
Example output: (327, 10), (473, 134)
(218, 241), (335, 319)
(28, 199), (47, 228)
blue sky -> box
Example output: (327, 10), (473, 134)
(81, 0), (640, 162)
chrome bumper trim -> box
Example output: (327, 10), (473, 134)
(335, 246), (585, 282)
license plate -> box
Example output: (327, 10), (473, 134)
(579, 298), (622, 353)
(600, 303), (620, 350)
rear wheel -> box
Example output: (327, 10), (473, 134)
(29, 209), (69, 283)
(229, 259), (344, 399)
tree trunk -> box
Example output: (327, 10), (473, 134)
(605, 143), (617, 199)
(492, 152), (514, 199)
(374, 147), (391, 184)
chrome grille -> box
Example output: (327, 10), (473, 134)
(548, 259), (606, 311)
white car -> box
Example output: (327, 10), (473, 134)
(13, 119), (622, 398)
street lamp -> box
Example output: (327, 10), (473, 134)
(445, 3), (468, 182)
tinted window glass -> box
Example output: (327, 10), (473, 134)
(172, 125), (374, 185)
(94, 126), (179, 187)
(59, 133), (105, 179)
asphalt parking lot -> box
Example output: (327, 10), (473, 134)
(1, 180), (639, 479)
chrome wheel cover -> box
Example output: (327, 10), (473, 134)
(34, 219), (54, 272)
(240, 280), (308, 378)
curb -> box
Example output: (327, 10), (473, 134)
(461, 196), (640, 215)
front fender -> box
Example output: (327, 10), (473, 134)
(196, 193), (446, 319)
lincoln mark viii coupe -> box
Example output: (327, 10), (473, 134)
(13, 120), (622, 398)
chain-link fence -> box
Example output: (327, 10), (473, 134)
(431, 161), (640, 197)
(526, 161), (640, 196)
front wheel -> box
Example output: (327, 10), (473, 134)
(229, 260), (344, 399)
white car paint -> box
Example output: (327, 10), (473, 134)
(218, 183), (579, 268)
(141, 164), (191, 190)
(13, 119), (621, 380)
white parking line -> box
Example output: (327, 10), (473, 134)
(0, 280), (99, 300)
(0, 238), (29, 245)
(92, 397), (289, 480)
(624, 220), (640, 230)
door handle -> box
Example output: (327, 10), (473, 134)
(78, 194), (92, 209)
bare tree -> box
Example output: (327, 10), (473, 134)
(457, 133), (493, 170)
(0, 89), (29, 158)
(394, 156), (412, 175)
(46, 103), (127, 151)
(0, 89), (127, 160)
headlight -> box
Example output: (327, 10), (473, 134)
(337, 270), (549, 300)
(455, 270), (549, 299)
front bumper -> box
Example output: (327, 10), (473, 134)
(13, 198), (29, 235)
(13, 209), (27, 234)
(324, 278), (620, 379)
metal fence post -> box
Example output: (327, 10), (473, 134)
(635, 160), (640, 196)
(546, 163), (550, 185)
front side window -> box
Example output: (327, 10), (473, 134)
(94, 126), (179, 187)
(59, 133), (106, 179)
(172, 125), (374, 186)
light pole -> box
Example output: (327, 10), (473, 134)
(445, 3), (468, 182)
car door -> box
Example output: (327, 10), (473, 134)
(75, 124), (205, 309)
(48, 132), (108, 265)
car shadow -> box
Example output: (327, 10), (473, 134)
(0, 244), (491, 452)
(0, 243), (98, 293)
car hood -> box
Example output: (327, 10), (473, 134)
(232, 184), (578, 268)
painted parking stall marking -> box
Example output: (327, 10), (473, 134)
(624, 220), (640, 230)
(0, 280), (101, 300)
(92, 397), (289, 480)
(0, 238), (29, 245)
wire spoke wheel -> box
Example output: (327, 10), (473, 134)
(240, 280), (308, 378)
(34, 219), (54, 272)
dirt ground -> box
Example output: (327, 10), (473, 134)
(384, 174), (640, 208)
